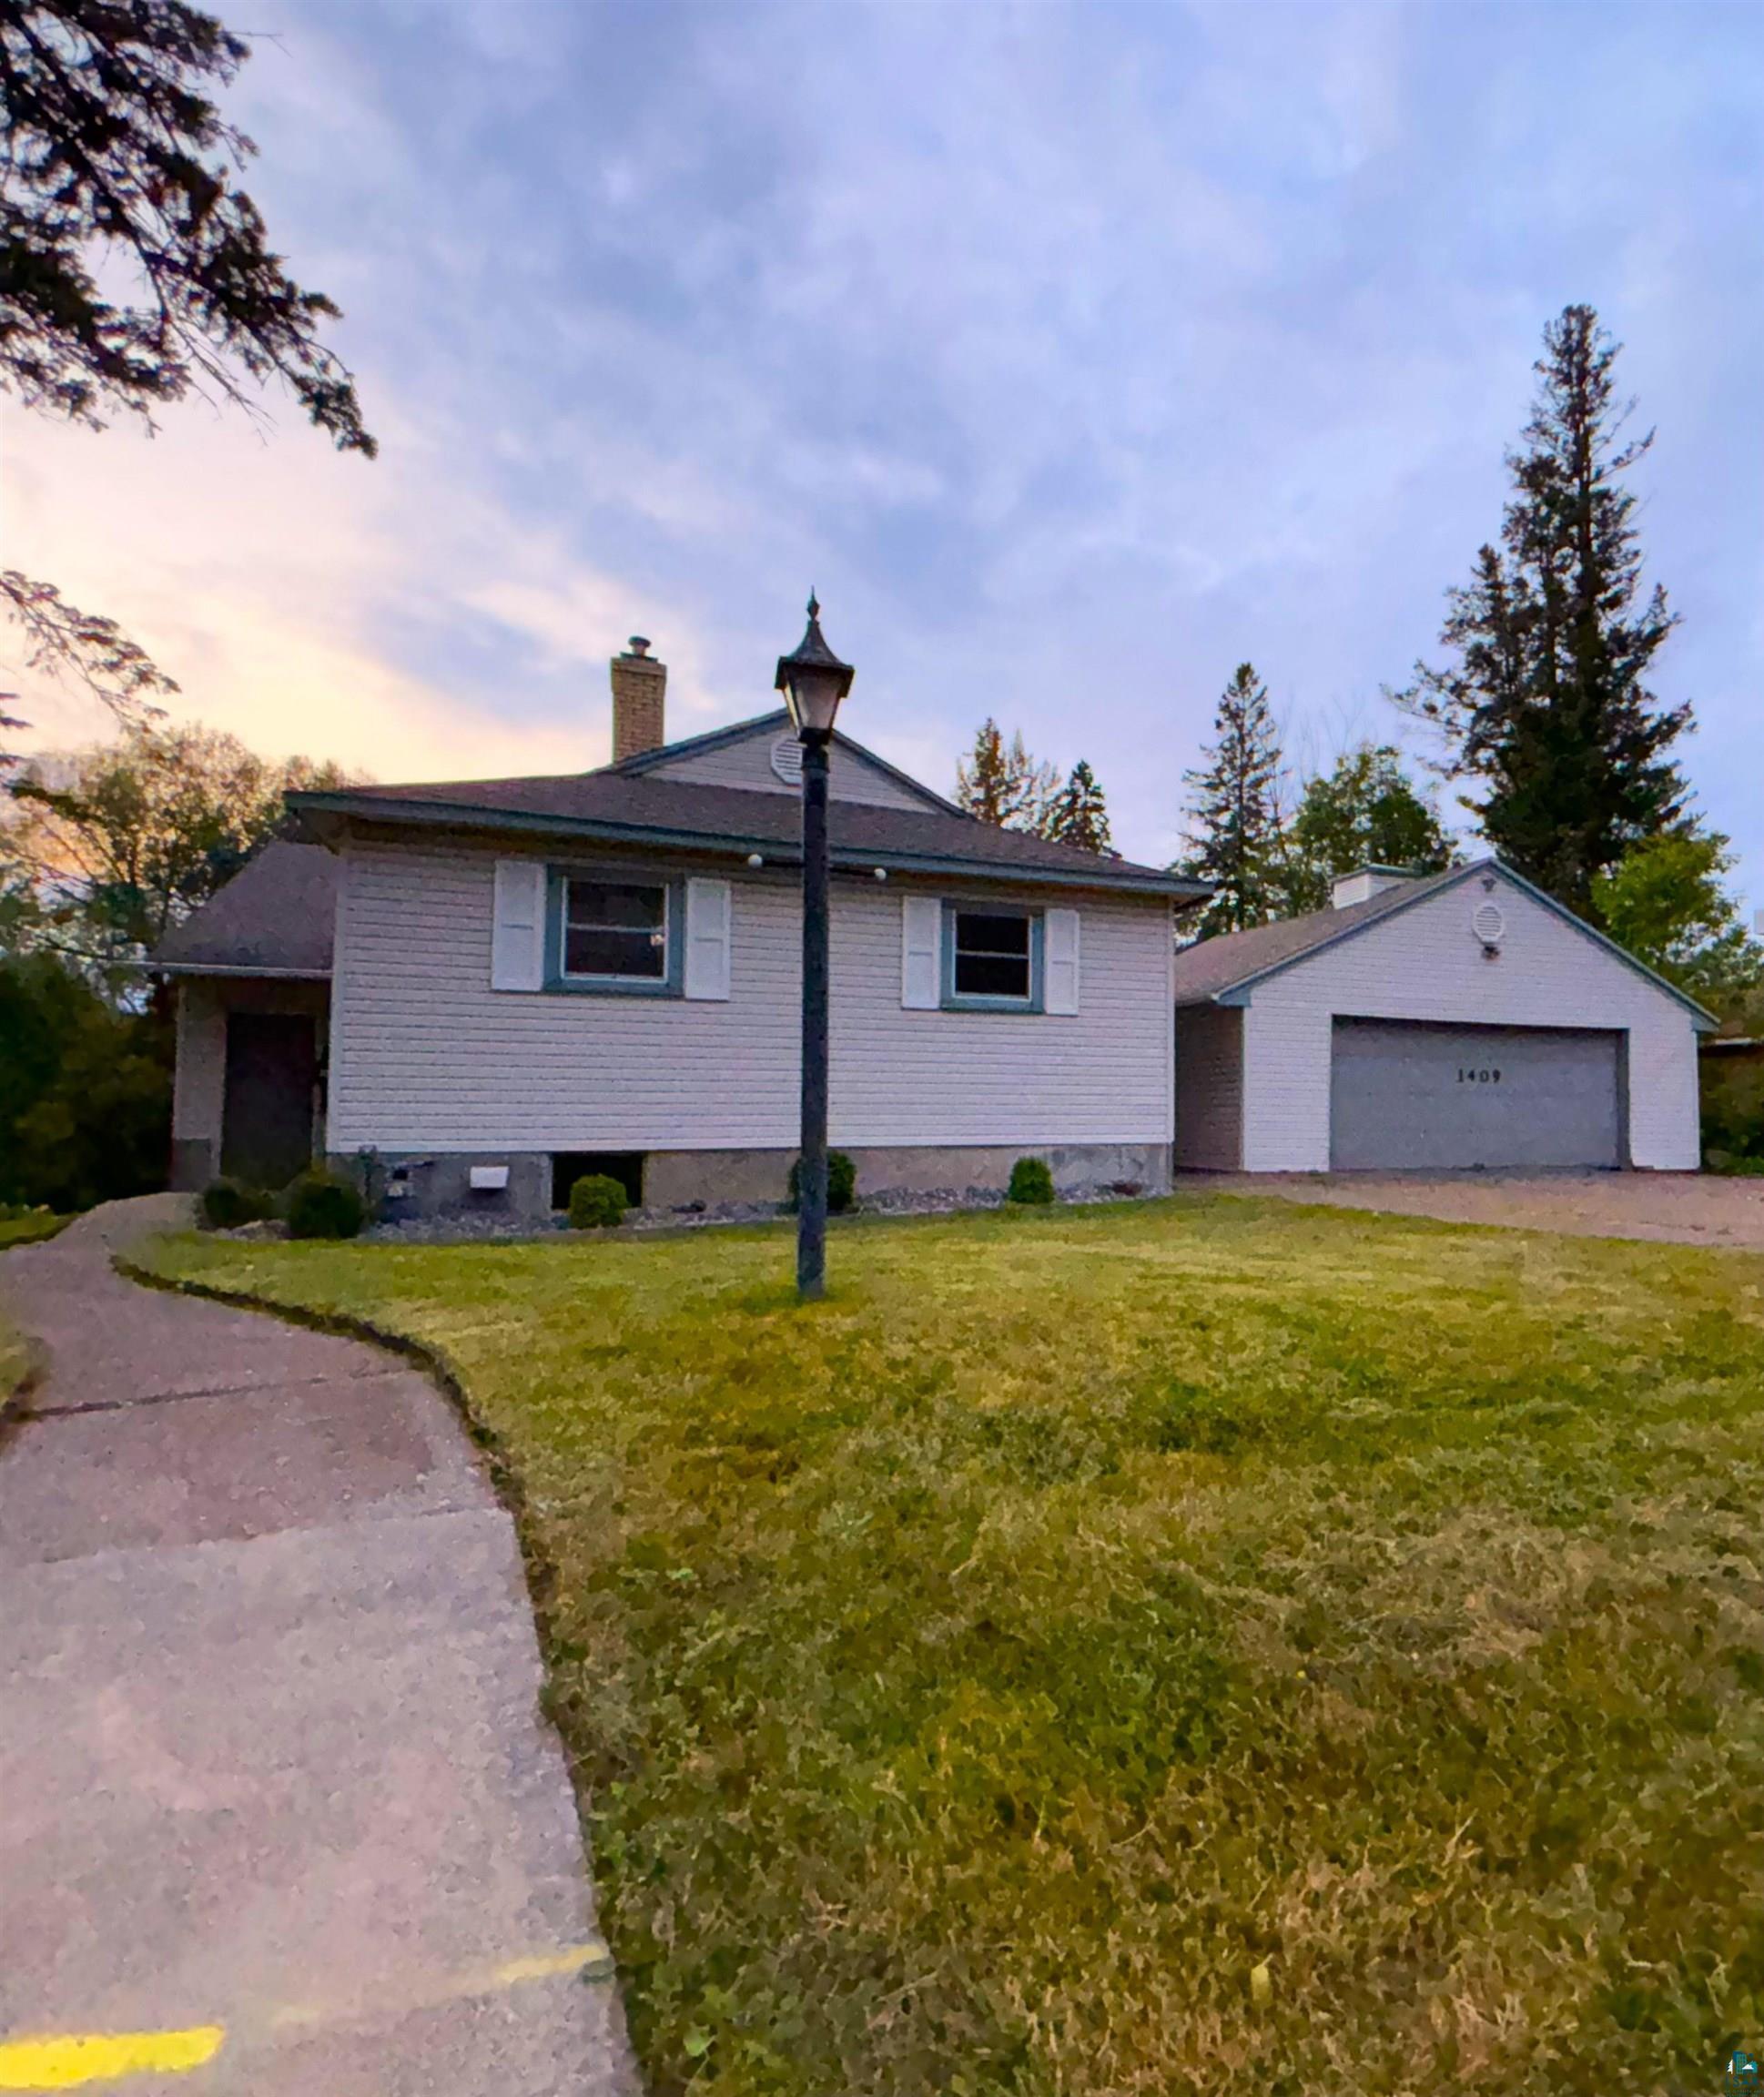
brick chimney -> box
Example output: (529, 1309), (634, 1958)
(610, 636), (666, 763)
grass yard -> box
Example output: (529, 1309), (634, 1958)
(0, 1208), (67, 1251)
(150, 1196), (1764, 2095)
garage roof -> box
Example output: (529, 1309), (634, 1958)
(1171, 857), (1718, 1027)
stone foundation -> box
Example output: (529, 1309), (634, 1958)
(332, 1143), (1171, 1222)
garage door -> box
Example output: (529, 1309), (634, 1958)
(1330, 1018), (1622, 1171)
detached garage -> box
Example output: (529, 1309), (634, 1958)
(1173, 859), (1713, 1174)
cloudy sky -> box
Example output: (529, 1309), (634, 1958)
(6, 0), (1761, 894)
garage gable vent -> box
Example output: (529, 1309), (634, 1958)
(1473, 899), (1505, 948)
(770, 734), (804, 786)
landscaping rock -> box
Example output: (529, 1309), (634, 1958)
(357, 1180), (1158, 1247)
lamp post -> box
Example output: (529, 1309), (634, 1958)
(776, 593), (855, 1302)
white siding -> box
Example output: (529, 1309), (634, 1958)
(327, 838), (1173, 1153)
(654, 724), (942, 811)
(172, 980), (227, 1145)
(1174, 1005), (1242, 1170)
(1238, 870), (1701, 1172)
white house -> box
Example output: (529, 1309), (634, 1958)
(154, 638), (1201, 1213)
(1172, 861), (1713, 1173)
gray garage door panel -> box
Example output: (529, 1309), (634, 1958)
(1330, 1018), (1622, 1171)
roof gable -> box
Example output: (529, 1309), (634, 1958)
(1172, 857), (1717, 1028)
(611, 709), (959, 816)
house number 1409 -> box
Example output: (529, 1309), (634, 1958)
(1457, 1068), (1502, 1083)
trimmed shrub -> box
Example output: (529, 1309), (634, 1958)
(285, 1170), (365, 1241)
(786, 1150), (857, 1215)
(1007, 1155), (1056, 1206)
(569, 1173), (629, 1230)
(201, 1178), (273, 1230)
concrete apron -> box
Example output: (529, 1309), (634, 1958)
(0, 1197), (637, 2097)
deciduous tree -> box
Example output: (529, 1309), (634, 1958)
(0, 0), (374, 759)
(5, 718), (352, 987)
(1592, 826), (1763, 1018)
(955, 718), (1057, 832)
(1276, 744), (1451, 915)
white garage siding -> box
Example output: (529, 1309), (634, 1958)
(326, 838), (1175, 1154)
(1236, 869), (1701, 1172)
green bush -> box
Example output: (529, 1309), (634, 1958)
(1007, 1155), (1056, 1205)
(1702, 1057), (1764, 1165)
(201, 1178), (274, 1230)
(285, 1170), (365, 1241)
(0, 955), (170, 1212)
(786, 1150), (857, 1215)
(569, 1173), (629, 1230)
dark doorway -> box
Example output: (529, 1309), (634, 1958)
(222, 1013), (318, 1189)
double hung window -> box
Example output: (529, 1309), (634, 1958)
(561, 879), (669, 983)
(949, 908), (1035, 1005)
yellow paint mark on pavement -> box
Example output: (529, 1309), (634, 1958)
(269, 1937), (615, 2031)
(0, 2026), (224, 2090)
(2, 1938), (613, 2082)
(492, 1941), (614, 1987)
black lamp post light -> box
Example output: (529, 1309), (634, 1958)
(775, 593), (855, 1302)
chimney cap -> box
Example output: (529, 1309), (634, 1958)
(624, 635), (652, 657)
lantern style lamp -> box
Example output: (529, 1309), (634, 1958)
(776, 594), (855, 1300)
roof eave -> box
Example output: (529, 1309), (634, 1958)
(1183, 857), (1720, 1028)
(150, 961), (331, 981)
(286, 791), (1199, 898)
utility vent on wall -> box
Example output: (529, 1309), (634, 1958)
(770, 734), (804, 786)
(1472, 900), (1506, 947)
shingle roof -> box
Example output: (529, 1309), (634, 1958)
(1170, 865), (1473, 1003)
(150, 841), (337, 976)
(1170, 856), (1718, 1027)
(290, 769), (1202, 897)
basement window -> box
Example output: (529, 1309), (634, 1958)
(552, 1153), (645, 1211)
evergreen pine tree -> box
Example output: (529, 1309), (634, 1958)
(955, 719), (1056, 831)
(1180, 664), (1283, 939)
(1397, 305), (1688, 919)
(1042, 760), (1111, 853)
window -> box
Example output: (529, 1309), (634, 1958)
(562, 878), (668, 982)
(949, 907), (1036, 1005)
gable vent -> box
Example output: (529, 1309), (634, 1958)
(770, 734), (804, 786)
(1472, 900), (1505, 947)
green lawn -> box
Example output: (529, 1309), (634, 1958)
(147, 1197), (1764, 2095)
(0, 1208), (67, 1251)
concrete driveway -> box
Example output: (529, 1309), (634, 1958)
(0, 1198), (635, 2096)
(1182, 1170), (1764, 1250)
